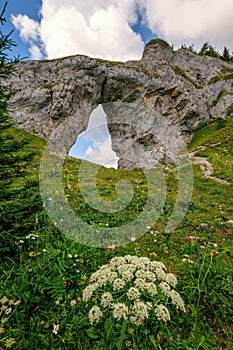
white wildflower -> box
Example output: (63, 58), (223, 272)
(129, 316), (145, 326)
(101, 292), (113, 308)
(89, 306), (103, 325)
(134, 278), (147, 291)
(155, 304), (171, 322)
(159, 281), (171, 295)
(112, 303), (128, 321)
(127, 287), (141, 300)
(53, 324), (59, 335)
(144, 282), (157, 296)
(167, 290), (186, 312)
(182, 258), (194, 264)
(164, 273), (177, 288)
(82, 283), (99, 302)
(131, 301), (150, 319)
(82, 255), (186, 327)
(110, 256), (126, 267)
(5, 307), (12, 315)
(113, 278), (126, 291)
(107, 272), (118, 283)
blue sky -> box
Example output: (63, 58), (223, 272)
(3, 0), (42, 59)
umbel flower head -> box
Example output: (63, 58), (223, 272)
(82, 255), (185, 326)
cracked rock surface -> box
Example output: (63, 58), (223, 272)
(5, 39), (233, 169)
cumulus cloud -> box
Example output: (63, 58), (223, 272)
(83, 105), (111, 142)
(29, 45), (44, 60)
(85, 141), (119, 169)
(12, 0), (233, 61)
(39, 0), (143, 60)
(12, 0), (144, 61)
(11, 14), (40, 42)
(11, 14), (44, 59)
(143, 0), (233, 52)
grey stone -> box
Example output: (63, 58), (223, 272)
(4, 39), (233, 169)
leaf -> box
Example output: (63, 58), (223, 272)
(149, 335), (157, 348)
(115, 321), (127, 350)
(104, 317), (113, 343)
(86, 327), (100, 339)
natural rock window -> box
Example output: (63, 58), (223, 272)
(69, 105), (119, 169)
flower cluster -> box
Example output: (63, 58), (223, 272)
(82, 255), (186, 326)
(25, 233), (38, 240)
(0, 296), (21, 346)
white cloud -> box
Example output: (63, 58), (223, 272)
(11, 0), (144, 61)
(39, 1), (144, 60)
(29, 45), (44, 60)
(11, 14), (43, 59)
(83, 105), (111, 142)
(69, 105), (119, 168)
(11, 14), (40, 42)
(143, 0), (233, 52)
(12, 0), (233, 61)
(85, 141), (119, 168)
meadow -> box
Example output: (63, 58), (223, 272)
(0, 116), (232, 349)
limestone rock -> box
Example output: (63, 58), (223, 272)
(5, 39), (233, 169)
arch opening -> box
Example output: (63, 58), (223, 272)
(68, 104), (119, 169)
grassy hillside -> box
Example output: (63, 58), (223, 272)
(0, 117), (232, 349)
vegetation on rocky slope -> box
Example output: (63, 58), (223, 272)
(0, 116), (232, 349)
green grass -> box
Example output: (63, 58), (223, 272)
(209, 72), (233, 84)
(173, 66), (201, 89)
(212, 90), (233, 107)
(0, 117), (232, 349)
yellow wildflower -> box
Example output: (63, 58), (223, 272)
(5, 338), (16, 348)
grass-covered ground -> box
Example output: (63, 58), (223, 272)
(0, 116), (232, 349)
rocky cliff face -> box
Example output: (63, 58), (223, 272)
(6, 39), (233, 169)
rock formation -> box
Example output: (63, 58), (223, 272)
(6, 39), (233, 169)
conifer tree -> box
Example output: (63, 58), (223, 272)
(0, 2), (43, 264)
(222, 46), (231, 62)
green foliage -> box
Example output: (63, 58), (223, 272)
(209, 73), (233, 84)
(181, 41), (233, 63)
(199, 42), (220, 58)
(173, 65), (201, 89)
(208, 64), (233, 85)
(0, 115), (232, 349)
(0, 3), (44, 266)
(199, 42), (233, 63)
(212, 90), (233, 107)
(146, 38), (171, 49)
(222, 47), (232, 62)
